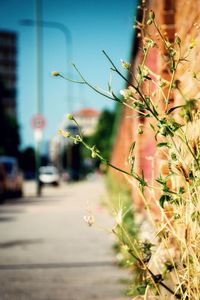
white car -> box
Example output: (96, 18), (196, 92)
(39, 166), (60, 186)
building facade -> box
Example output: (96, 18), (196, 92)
(0, 31), (17, 117)
(73, 108), (100, 137)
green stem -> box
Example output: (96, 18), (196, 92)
(58, 74), (85, 84)
(135, 87), (159, 121)
(72, 64), (117, 101)
(102, 50), (132, 85)
(165, 68), (176, 112)
(178, 128), (200, 168)
(153, 19), (170, 51)
(80, 138), (146, 185)
(128, 250), (181, 298)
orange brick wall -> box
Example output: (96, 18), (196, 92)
(111, 0), (200, 212)
(111, 0), (177, 212)
(175, 1), (200, 106)
(111, 103), (134, 184)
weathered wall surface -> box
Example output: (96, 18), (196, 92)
(175, 1), (200, 105)
(111, 0), (200, 213)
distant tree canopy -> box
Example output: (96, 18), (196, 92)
(19, 147), (35, 177)
(90, 109), (115, 161)
(79, 109), (115, 175)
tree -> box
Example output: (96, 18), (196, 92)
(90, 109), (115, 161)
(19, 147), (35, 179)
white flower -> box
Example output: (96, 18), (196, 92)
(115, 209), (123, 225)
(120, 59), (131, 70)
(120, 86), (135, 99)
(83, 215), (95, 227)
(51, 71), (60, 77)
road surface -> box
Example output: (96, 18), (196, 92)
(0, 176), (130, 300)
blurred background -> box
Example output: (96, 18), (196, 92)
(0, 0), (136, 195)
(0, 1), (137, 299)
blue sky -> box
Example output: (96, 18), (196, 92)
(0, 0), (137, 148)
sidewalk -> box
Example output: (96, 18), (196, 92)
(0, 176), (130, 300)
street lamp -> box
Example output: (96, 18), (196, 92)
(20, 19), (73, 110)
(20, 19), (73, 82)
(20, 18), (73, 195)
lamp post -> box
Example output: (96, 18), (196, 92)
(21, 20), (73, 67)
(20, 19), (72, 61)
(20, 17), (72, 196)
(35, 0), (43, 196)
(20, 17), (73, 194)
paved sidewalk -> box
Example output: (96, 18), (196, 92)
(0, 176), (130, 300)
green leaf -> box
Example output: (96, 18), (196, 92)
(128, 142), (136, 158)
(130, 157), (135, 175)
(171, 152), (177, 160)
(159, 195), (171, 208)
(156, 175), (165, 185)
(108, 72), (112, 92)
(138, 170), (147, 194)
(111, 92), (122, 103)
(156, 142), (170, 148)
(179, 187), (185, 194)
(150, 123), (155, 131)
(144, 75), (152, 80)
(166, 105), (183, 115)
(152, 105), (159, 116)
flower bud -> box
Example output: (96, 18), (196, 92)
(63, 131), (71, 138)
(91, 151), (97, 158)
(58, 129), (71, 138)
(175, 35), (181, 46)
(66, 113), (74, 120)
(51, 71), (60, 77)
(147, 19), (153, 25)
(58, 129), (63, 135)
(147, 10), (155, 25)
(159, 126), (167, 136)
(171, 152), (177, 161)
(121, 59), (131, 70)
(149, 10), (155, 20)
(189, 38), (196, 49)
(137, 124), (144, 135)
(192, 72), (197, 78)
(75, 135), (82, 142)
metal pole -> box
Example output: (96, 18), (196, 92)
(38, 21), (73, 112)
(35, 0), (43, 196)
(20, 17), (73, 179)
(20, 19), (73, 112)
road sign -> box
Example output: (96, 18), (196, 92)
(31, 114), (46, 130)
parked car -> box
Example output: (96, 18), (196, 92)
(0, 162), (6, 202)
(39, 166), (60, 186)
(0, 156), (23, 199)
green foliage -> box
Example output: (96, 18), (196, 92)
(90, 109), (115, 161)
(78, 109), (116, 175)
(19, 147), (35, 175)
(105, 173), (137, 267)
(106, 173), (137, 237)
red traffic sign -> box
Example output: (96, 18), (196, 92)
(31, 114), (46, 130)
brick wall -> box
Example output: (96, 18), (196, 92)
(175, 1), (200, 105)
(111, 0), (200, 213)
(111, 0), (177, 212)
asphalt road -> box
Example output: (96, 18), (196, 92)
(0, 177), (129, 300)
